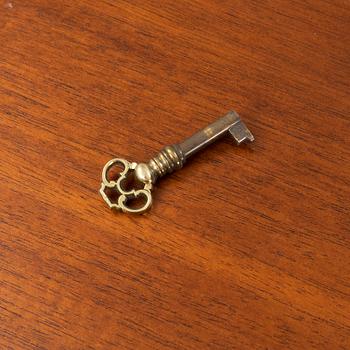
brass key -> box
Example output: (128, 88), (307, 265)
(100, 111), (254, 214)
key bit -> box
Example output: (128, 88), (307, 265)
(100, 110), (254, 214)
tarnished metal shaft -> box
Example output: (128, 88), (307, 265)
(143, 111), (254, 183)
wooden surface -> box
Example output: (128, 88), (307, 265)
(1, 1), (349, 349)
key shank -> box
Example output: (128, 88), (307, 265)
(134, 111), (254, 184)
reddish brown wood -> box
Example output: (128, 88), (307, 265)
(0, 1), (349, 349)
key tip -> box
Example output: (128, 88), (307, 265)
(229, 119), (255, 145)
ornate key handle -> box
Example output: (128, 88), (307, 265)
(100, 158), (153, 214)
(100, 111), (254, 214)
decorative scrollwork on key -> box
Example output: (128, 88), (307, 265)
(99, 158), (153, 214)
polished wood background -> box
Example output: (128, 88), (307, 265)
(1, 1), (349, 349)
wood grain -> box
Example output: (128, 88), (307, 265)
(1, 0), (349, 349)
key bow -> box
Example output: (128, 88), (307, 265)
(99, 158), (153, 214)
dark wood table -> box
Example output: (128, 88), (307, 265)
(1, 1), (349, 349)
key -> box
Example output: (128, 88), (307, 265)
(100, 110), (254, 214)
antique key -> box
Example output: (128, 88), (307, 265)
(100, 110), (254, 214)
